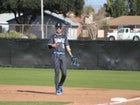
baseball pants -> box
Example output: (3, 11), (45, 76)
(52, 54), (67, 90)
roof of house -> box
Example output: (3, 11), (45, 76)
(108, 16), (140, 26)
(44, 10), (79, 26)
(0, 11), (79, 26)
(0, 13), (15, 23)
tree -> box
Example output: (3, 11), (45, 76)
(45, 0), (84, 16)
(113, 0), (128, 17)
(0, 0), (84, 24)
(73, 0), (85, 16)
(128, 0), (140, 15)
(0, 0), (42, 24)
(137, 0), (140, 15)
(83, 5), (95, 16)
(107, 0), (128, 17)
(105, 0), (140, 17)
(104, 0), (112, 17)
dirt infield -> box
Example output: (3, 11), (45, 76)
(0, 85), (140, 105)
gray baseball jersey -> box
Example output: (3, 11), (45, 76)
(48, 33), (69, 53)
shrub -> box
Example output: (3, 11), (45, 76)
(0, 31), (37, 39)
(5, 30), (28, 39)
(0, 33), (6, 38)
(28, 33), (37, 39)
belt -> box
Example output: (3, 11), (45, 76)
(53, 52), (65, 55)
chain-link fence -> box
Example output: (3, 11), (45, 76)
(0, 24), (106, 40)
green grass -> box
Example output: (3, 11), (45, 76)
(0, 67), (140, 90)
(0, 67), (140, 105)
(0, 102), (71, 105)
(66, 70), (140, 90)
(0, 67), (54, 86)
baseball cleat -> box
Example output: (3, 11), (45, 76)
(56, 86), (63, 95)
(56, 90), (63, 95)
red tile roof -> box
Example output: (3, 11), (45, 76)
(108, 16), (140, 26)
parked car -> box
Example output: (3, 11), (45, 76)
(107, 28), (140, 41)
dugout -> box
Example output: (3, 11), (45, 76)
(0, 39), (140, 70)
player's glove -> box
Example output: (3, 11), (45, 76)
(71, 57), (79, 66)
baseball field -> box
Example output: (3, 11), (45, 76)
(0, 67), (140, 105)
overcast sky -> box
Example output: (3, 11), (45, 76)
(84, 0), (107, 12)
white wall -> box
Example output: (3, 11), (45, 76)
(67, 28), (77, 40)
(0, 22), (9, 33)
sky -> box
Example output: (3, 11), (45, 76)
(84, 0), (107, 12)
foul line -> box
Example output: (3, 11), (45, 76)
(96, 97), (140, 105)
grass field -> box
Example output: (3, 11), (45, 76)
(0, 102), (70, 105)
(0, 67), (140, 105)
(0, 67), (140, 90)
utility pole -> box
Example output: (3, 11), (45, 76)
(41, 0), (44, 39)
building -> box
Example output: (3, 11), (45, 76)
(0, 13), (16, 33)
(0, 11), (79, 39)
(108, 16), (140, 32)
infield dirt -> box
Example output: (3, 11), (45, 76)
(0, 85), (140, 105)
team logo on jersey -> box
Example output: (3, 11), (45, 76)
(54, 38), (65, 43)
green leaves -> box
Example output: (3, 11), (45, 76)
(106, 0), (140, 17)
(0, 0), (84, 24)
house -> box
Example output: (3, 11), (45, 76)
(1, 11), (79, 39)
(43, 10), (80, 39)
(108, 16), (140, 32)
(0, 13), (15, 33)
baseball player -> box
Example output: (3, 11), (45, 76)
(48, 22), (73, 95)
